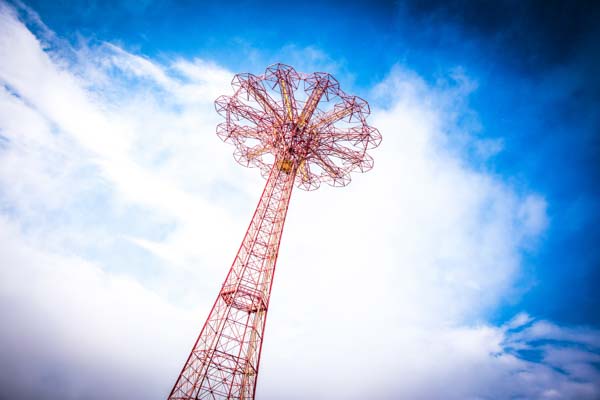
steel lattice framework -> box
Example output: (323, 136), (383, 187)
(168, 63), (381, 400)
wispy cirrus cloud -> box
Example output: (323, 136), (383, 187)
(0, 2), (598, 399)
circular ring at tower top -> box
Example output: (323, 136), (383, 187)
(214, 63), (382, 191)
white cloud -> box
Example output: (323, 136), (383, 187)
(0, 215), (194, 400)
(0, 3), (598, 400)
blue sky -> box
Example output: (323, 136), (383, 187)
(1, 0), (599, 399)
(22, 0), (600, 326)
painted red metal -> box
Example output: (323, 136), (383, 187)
(168, 64), (381, 399)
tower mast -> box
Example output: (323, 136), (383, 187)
(169, 161), (295, 399)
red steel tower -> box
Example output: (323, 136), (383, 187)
(168, 64), (381, 399)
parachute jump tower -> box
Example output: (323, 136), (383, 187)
(168, 64), (381, 399)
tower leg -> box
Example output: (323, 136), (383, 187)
(168, 160), (296, 400)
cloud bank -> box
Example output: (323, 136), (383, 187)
(0, 2), (598, 399)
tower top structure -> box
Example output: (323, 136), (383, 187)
(215, 63), (381, 190)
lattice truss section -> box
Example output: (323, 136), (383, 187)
(169, 165), (294, 400)
(168, 64), (381, 400)
(215, 63), (381, 190)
